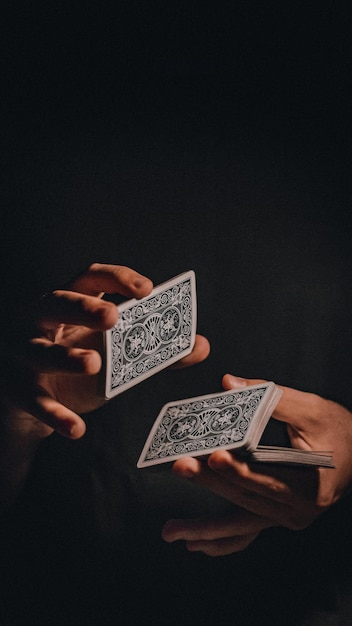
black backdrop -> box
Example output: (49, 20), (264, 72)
(1, 3), (352, 624)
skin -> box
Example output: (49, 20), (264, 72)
(0, 263), (210, 510)
(162, 374), (352, 557)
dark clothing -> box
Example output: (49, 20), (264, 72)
(1, 5), (352, 624)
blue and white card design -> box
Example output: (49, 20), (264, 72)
(137, 383), (283, 467)
(105, 270), (197, 399)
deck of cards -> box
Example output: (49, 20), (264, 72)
(104, 270), (197, 399)
(103, 269), (334, 469)
(137, 383), (334, 468)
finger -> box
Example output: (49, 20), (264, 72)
(162, 511), (272, 543)
(31, 393), (86, 439)
(185, 532), (261, 556)
(1, 363), (87, 439)
(11, 387), (86, 439)
(37, 290), (118, 330)
(172, 456), (276, 514)
(172, 454), (319, 528)
(222, 374), (267, 391)
(172, 455), (208, 478)
(170, 334), (210, 369)
(172, 455), (276, 508)
(67, 263), (153, 299)
(207, 450), (319, 504)
(222, 373), (327, 433)
(175, 451), (316, 507)
(162, 513), (265, 556)
(28, 339), (102, 374)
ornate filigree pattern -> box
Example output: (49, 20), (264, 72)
(109, 278), (193, 392)
(144, 387), (267, 462)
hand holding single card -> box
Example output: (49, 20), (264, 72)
(0, 264), (154, 441)
(104, 271), (198, 398)
(0, 264), (210, 510)
(1, 265), (209, 441)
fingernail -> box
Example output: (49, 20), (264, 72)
(161, 519), (184, 543)
(133, 276), (153, 295)
(172, 466), (195, 479)
(180, 469), (196, 479)
(186, 542), (199, 552)
(67, 421), (85, 439)
(133, 277), (151, 289)
(226, 375), (247, 389)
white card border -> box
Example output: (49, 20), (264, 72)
(104, 270), (197, 399)
(137, 382), (281, 467)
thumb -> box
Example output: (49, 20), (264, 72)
(221, 373), (317, 430)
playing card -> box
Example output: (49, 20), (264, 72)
(104, 270), (197, 399)
(250, 446), (334, 467)
(137, 382), (282, 468)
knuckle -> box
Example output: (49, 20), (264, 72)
(264, 477), (288, 498)
(285, 507), (321, 530)
(235, 462), (252, 480)
(315, 493), (335, 510)
(96, 302), (118, 327)
(87, 262), (101, 273)
(305, 392), (328, 421)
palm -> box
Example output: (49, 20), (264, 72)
(6, 264), (210, 441)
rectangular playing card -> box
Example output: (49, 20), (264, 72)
(104, 270), (197, 399)
(137, 383), (334, 468)
(250, 446), (334, 467)
(137, 382), (282, 467)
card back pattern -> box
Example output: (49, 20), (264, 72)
(105, 272), (196, 397)
(139, 386), (269, 466)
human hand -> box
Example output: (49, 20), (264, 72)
(0, 263), (210, 442)
(162, 374), (352, 556)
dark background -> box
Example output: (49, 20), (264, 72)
(1, 2), (352, 624)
